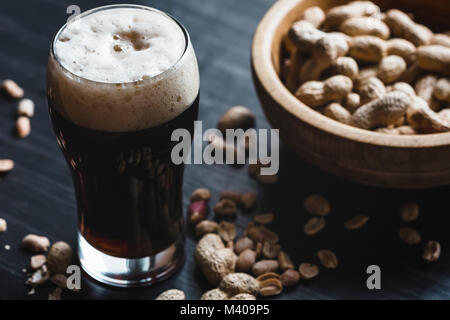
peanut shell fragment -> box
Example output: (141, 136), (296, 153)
(214, 199), (237, 218)
(229, 293), (256, 300)
(280, 269), (300, 287)
(26, 265), (50, 287)
(278, 251), (295, 271)
(299, 263), (319, 280)
(219, 273), (259, 296)
(30, 255), (46, 270)
(241, 191), (257, 210)
(218, 221), (236, 243)
(190, 188), (211, 202)
(51, 274), (68, 289)
(317, 249), (338, 269)
(195, 233), (237, 286)
(254, 213), (275, 225)
(155, 289), (185, 300)
(201, 288), (229, 300)
(234, 237), (254, 255)
(252, 259), (279, 277)
(258, 278), (283, 297)
(195, 220), (218, 237)
(399, 202), (419, 222)
(236, 249), (256, 273)
(344, 215), (369, 230)
(303, 195), (330, 216)
(21, 234), (50, 253)
(46, 241), (73, 274)
(48, 287), (62, 300)
(262, 241), (281, 259)
(422, 240), (441, 262)
(398, 227), (421, 245)
(304, 216), (326, 235)
(220, 191), (242, 203)
(246, 225), (279, 244)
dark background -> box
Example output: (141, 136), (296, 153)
(0, 0), (449, 300)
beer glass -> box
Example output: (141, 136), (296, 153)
(47, 4), (200, 287)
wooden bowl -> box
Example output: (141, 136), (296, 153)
(251, 0), (450, 189)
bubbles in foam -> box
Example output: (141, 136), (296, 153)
(55, 8), (186, 83)
(48, 6), (199, 132)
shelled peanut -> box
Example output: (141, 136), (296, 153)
(282, 1), (450, 134)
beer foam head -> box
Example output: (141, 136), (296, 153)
(48, 5), (199, 132)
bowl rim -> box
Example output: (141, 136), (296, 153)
(251, 0), (450, 148)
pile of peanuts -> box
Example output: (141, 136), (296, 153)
(156, 190), (341, 300)
(155, 190), (441, 300)
(282, 1), (450, 134)
(0, 221), (76, 299)
(21, 234), (75, 299)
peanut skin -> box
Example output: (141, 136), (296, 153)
(416, 45), (450, 75)
(352, 91), (411, 129)
(300, 6), (325, 28)
(433, 78), (450, 103)
(340, 16), (390, 39)
(390, 82), (416, 98)
(328, 56), (359, 80)
(407, 97), (450, 133)
(430, 34), (450, 48)
(348, 36), (387, 62)
(384, 9), (432, 46)
(415, 75), (442, 111)
(219, 273), (259, 296)
(323, 1), (380, 30)
(323, 103), (352, 124)
(46, 241), (73, 274)
(386, 38), (416, 63)
(288, 20), (325, 53)
(344, 92), (361, 113)
(300, 33), (349, 82)
(355, 66), (378, 87)
(398, 63), (423, 84)
(357, 76), (386, 105)
(195, 233), (237, 286)
(296, 75), (353, 108)
(377, 55), (407, 84)
(201, 288), (229, 300)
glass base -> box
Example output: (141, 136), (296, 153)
(78, 232), (184, 287)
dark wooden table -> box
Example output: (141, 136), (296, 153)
(0, 0), (449, 300)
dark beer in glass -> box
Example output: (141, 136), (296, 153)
(47, 5), (199, 287)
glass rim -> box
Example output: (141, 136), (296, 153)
(49, 4), (191, 85)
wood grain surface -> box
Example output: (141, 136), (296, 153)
(0, 0), (449, 300)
